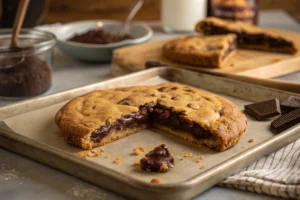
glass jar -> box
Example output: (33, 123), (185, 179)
(161, 0), (208, 33)
(0, 29), (56, 99)
(209, 0), (259, 25)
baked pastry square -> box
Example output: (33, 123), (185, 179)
(162, 34), (237, 68)
(55, 83), (247, 151)
(196, 17), (297, 54)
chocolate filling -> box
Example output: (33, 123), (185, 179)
(222, 38), (237, 60)
(201, 23), (293, 48)
(152, 106), (212, 139)
(90, 103), (213, 143)
(90, 103), (154, 142)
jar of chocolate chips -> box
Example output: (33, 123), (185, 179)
(0, 29), (56, 98)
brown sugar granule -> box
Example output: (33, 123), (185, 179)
(113, 157), (121, 165)
(150, 178), (162, 184)
(248, 138), (254, 143)
(200, 165), (205, 169)
(133, 147), (145, 155)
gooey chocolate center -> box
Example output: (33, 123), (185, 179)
(90, 103), (214, 143)
(201, 23), (293, 48)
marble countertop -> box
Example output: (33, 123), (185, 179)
(0, 10), (300, 200)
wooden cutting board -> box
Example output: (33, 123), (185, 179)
(111, 29), (300, 78)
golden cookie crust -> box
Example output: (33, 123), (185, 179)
(195, 17), (297, 54)
(162, 34), (237, 68)
(55, 83), (247, 151)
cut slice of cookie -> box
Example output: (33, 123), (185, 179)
(55, 83), (247, 151)
(195, 17), (297, 54)
(162, 34), (237, 68)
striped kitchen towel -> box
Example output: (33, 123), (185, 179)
(220, 139), (300, 199)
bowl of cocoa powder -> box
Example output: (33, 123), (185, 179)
(52, 20), (153, 62)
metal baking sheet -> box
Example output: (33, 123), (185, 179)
(0, 67), (299, 200)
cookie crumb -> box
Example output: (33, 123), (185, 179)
(99, 148), (105, 152)
(113, 157), (121, 165)
(159, 163), (169, 173)
(200, 166), (205, 169)
(150, 178), (162, 184)
(104, 154), (110, 159)
(134, 160), (141, 166)
(184, 152), (193, 158)
(242, 146), (246, 148)
(54, 131), (63, 137)
(133, 147), (145, 155)
(272, 58), (281, 63)
(77, 149), (102, 158)
(248, 138), (254, 143)
(197, 156), (205, 163)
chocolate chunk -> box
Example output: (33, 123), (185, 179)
(140, 144), (174, 172)
(281, 96), (300, 113)
(171, 95), (179, 100)
(145, 61), (166, 69)
(271, 108), (300, 134)
(187, 103), (200, 109)
(219, 109), (225, 116)
(158, 87), (167, 92)
(244, 99), (281, 121)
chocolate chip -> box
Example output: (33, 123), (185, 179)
(271, 107), (300, 134)
(118, 98), (135, 106)
(219, 109), (225, 116)
(244, 99), (281, 121)
(187, 103), (200, 109)
(185, 89), (194, 93)
(145, 61), (166, 69)
(150, 94), (155, 97)
(158, 87), (167, 92)
(281, 96), (300, 114)
(171, 96), (179, 100)
(171, 87), (178, 90)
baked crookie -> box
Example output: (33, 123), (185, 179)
(162, 34), (237, 68)
(196, 17), (297, 54)
(55, 83), (247, 151)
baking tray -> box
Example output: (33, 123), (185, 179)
(0, 67), (299, 200)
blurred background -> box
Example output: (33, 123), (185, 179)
(0, 0), (299, 28)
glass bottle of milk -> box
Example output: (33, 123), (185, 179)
(161, 0), (207, 33)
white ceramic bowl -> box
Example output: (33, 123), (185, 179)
(47, 20), (153, 62)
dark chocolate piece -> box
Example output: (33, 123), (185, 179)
(271, 107), (300, 134)
(281, 96), (300, 114)
(140, 144), (174, 172)
(244, 99), (281, 121)
(145, 61), (166, 69)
